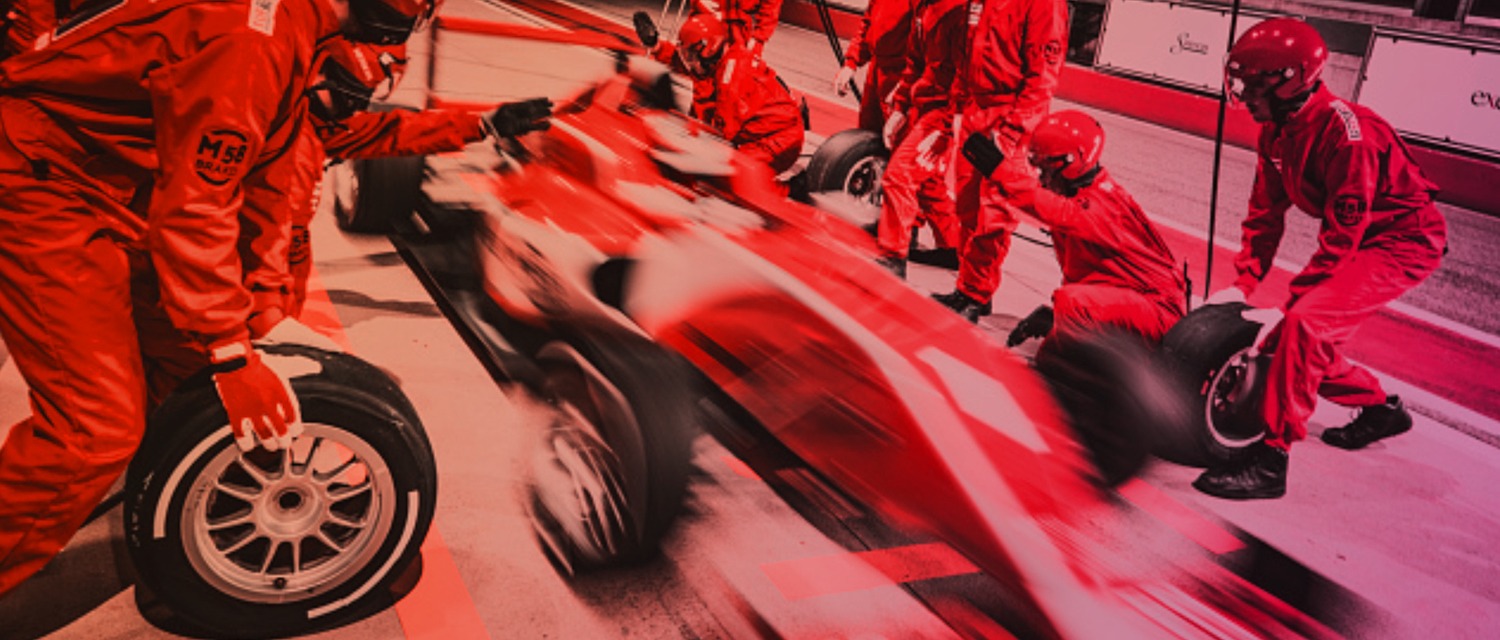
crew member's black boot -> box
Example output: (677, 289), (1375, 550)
(1321, 395), (1412, 450)
(931, 289), (991, 324)
(909, 247), (960, 270)
(1192, 442), (1288, 500)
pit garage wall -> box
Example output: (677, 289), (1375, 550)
(782, 0), (1500, 216)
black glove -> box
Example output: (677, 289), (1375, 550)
(962, 131), (1006, 179)
(633, 11), (659, 49)
(487, 98), (554, 138)
(1006, 304), (1054, 347)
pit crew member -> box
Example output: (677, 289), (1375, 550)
(930, 0), (1068, 322)
(830, 0), (912, 133)
(1193, 18), (1448, 500)
(872, 0), (966, 278)
(992, 110), (1187, 364)
(0, 0), (436, 596)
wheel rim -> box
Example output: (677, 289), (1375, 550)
(843, 156), (887, 207)
(1205, 347), (1268, 448)
(528, 342), (640, 570)
(179, 423), (395, 603)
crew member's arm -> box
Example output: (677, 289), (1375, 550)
(320, 108), (487, 158)
(991, 0), (1067, 151)
(1232, 147), (1292, 296)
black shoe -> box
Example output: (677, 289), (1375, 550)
(875, 255), (907, 279)
(931, 289), (992, 323)
(1192, 442), (1288, 500)
(909, 247), (960, 270)
(1321, 395), (1412, 450)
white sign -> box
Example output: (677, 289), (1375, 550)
(1096, 0), (1262, 93)
(1358, 33), (1500, 156)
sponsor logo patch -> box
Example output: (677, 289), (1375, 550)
(1330, 100), (1362, 142)
(1043, 40), (1063, 66)
(1333, 195), (1366, 227)
(194, 129), (250, 186)
(248, 0), (281, 36)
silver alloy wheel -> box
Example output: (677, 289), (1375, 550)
(330, 161), (358, 222)
(179, 423), (395, 603)
(844, 155), (887, 207)
(1205, 346), (1268, 449)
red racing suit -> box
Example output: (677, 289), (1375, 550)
(1229, 85), (1447, 449)
(0, 0), (338, 595)
(1011, 169), (1186, 361)
(875, 0), (964, 256)
(948, 0), (1067, 303)
(842, 0), (912, 132)
(692, 46), (804, 175)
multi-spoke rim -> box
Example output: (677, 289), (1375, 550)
(180, 423), (395, 602)
(844, 156), (887, 208)
(1205, 346), (1268, 448)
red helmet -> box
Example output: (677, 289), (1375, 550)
(310, 40), (408, 122)
(1225, 18), (1327, 104)
(677, 13), (728, 77)
(1027, 110), (1105, 182)
(347, 0), (440, 45)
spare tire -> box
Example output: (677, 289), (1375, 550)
(124, 344), (437, 639)
(1155, 303), (1271, 467)
(804, 129), (887, 208)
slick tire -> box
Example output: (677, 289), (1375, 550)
(527, 332), (697, 575)
(805, 128), (888, 207)
(124, 344), (438, 639)
(1036, 330), (1192, 486)
(1156, 303), (1271, 467)
(332, 155), (427, 234)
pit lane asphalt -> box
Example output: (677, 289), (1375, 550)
(1, 1), (1497, 638)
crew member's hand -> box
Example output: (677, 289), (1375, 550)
(833, 65), (857, 96)
(253, 315), (345, 353)
(632, 11), (659, 49)
(914, 129), (949, 173)
(1205, 287), (1247, 306)
(211, 342), (302, 452)
(486, 98), (554, 138)
(1006, 304), (1054, 347)
(882, 110), (907, 149)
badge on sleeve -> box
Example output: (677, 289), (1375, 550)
(1333, 195), (1366, 227)
(194, 129), (250, 186)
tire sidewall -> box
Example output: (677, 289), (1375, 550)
(125, 361), (436, 638)
(1157, 303), (1268, 466)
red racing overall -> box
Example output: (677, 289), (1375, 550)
(949, 0), (1067, 303)
(842, 0), (912, 132)
(0, 0), (339, 594)
(876, 0), (965, 258)
(694, 46), (804, 174)
(1012, 169), (1186, 361)
(1231, 85), (1447, 449)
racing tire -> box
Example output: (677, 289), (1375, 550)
(1155, 303), (1271, 467)
(1036, 330), (1193, 486)
(124, 344), (438, 639)
(526, 332), (697, 576)
(332, 155), (427, 234)
(804, 129), (888, 208)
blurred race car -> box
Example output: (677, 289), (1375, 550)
(340, 41), (1354, 640)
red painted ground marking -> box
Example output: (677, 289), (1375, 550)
(1116, 478), (1244, 555)
(305, 263), (490, 640)
(760, 542), (980, 600)
(393, 528), (494, 640)
(721, 454), (761, 480)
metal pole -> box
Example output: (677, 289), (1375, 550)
(1204, 0), (1244, 299)
(813, 0), (860, 102)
